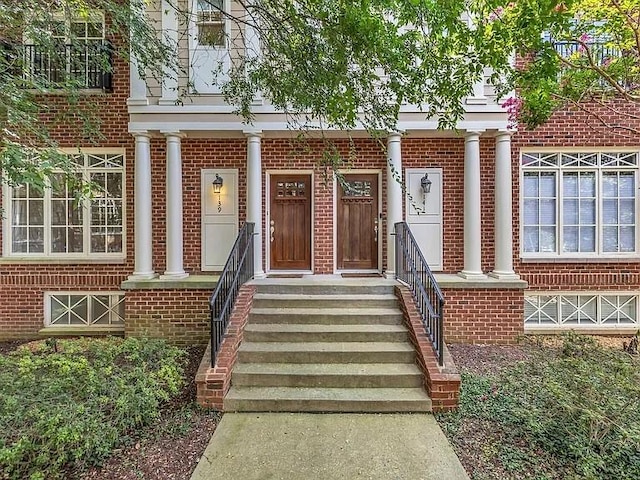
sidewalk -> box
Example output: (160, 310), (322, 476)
(191, 413), (470, 480)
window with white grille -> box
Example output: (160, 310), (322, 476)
(521, 151), (638, 257)
(525, 293), (639, 328)
(5, 151), (125, 258)
(196, 0), (226, 47)
(45, 292), (124, 327)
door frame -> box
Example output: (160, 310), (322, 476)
(265, 170), (315, 274)
(333, 169), (383, 273)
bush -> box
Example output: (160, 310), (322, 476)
(441, 333), (640, 480)
(0, 337), (185, 480)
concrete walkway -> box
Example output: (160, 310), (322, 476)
(191, 413), (469, 480)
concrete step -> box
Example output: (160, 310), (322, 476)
(238, 341), (416, 364)
(232, 363), (424, 388)
(244, 324), (410, 343)
(249, 308), (404, 325)
(224, 386), (432, 412)
(255, 283), (395, 296)
(251, 293), (398, 309)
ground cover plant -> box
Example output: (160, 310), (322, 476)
(438, 334), (640, 480)
(0, 337), (186, 480)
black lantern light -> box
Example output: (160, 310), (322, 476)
(212, 174), (224, 212)
(420, 173), (432, 194)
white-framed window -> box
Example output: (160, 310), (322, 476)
(196, 0), (226, 48)
(3, 151), (125, 259)
(25, 12), (110, 89)
(525, 293), (639, 329)
(45, 292), (124, 327)
(521, 151), (638, 258)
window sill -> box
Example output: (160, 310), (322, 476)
(39, 325), (125, 337)
(0, 256), (126, 265)
(520, 257), (640, 264)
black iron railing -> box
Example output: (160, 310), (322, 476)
(210, 222), (255, 366)
(21, 40), (113, 91)
(395, 222), (445, 366)
(553, 40), (618, 66)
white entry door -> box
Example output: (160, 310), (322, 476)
(405, 168), (443, 271)
(201, 169), (238, 271)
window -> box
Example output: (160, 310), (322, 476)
(5, 152), (125, 258)
(525, 293), (639, 329)
(521, 152), (637, 257)
(24, 13), (112, 90)
(196, 0), (226, 47)
(45, 292), (124, 328)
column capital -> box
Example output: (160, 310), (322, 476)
(161, 131), (185, 139)
(495, 130), (513, 141)
(464, 130), (485, 139)
(386, 130), (404, 140)
(243, 130), (263, 139)
(130, 130), (151, 139)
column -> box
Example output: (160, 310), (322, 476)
(161, 133), (188, 279)
(127, 1), (148, 106)
(246, 131), (265, 278)
(490, 132), (519, 279)
(129, 132), (156, 279)
(158, 0), (178, 106)
(459, 131), (487, 279)
(386, 132), (403, 279)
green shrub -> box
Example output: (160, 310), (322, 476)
(441, 333), (640, 480)
(0, 337), (185, 480)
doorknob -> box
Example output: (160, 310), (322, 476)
(270, 220), (275, 243)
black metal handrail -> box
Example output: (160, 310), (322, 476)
(21, 40), (113, 91)
(210, 222), (255, 366)
(395, 222), (445, 366)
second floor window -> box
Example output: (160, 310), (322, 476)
(24, 13), (112, 90)
(196, 0), (226, 48)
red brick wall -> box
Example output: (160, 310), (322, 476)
(124, 289), (211, 346)
(442, 288), (524, 344)
(513, 101), (640, 293)
(0, 26), (134, 340)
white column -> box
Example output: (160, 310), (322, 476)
(246, 131), (265, 278)
(490, 132), (519, 279)
(459, 131), (487, 279)
(161, 133), (188, 279)
(158, 0), (178, 106)
(386, 132), (403, 279)
(129, 132), (156, 279)
(127, 1), (148, 106)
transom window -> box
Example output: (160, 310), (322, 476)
(521, 152), (637, 257)
(196, 0), (226, 47)
(525, 293), (639, 329)
(5, 152), (125, 258)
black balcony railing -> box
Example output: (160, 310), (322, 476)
(209, 222), (255, 367)
(395, 221), (445, 366)
(553, 40), (619, 66)
(21, 40), (113, 91)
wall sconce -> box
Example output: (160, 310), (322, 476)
(420, 173), (432, 194)
(212, 174), (223, 212)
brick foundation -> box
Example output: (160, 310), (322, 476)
(442, 287), (524, 344)
(124, 289), (212, 346)
(196, 285), (255, 409)
(395, 285), (461, 412)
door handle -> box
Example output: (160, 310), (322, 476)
(270, 220), (275, 243)
(374, 219), (378, 242)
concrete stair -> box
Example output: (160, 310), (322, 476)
(224, 279), (431, 413)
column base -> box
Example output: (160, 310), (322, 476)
(160, 272), (190, 280)
(458, 271), (488, 280)
(488, 271), (521, 280)
(128, 272), (158, 281)
(384, 271), (396, 280)
(253, 271), (266, 280)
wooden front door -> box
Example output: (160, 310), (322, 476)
(270, 174), (312, 270)
(337, 174), (379, 270)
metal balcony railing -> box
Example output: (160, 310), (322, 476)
(21, 40), (113, 91)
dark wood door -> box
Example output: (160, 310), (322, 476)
(270, 174), (312, 270)
(337, 174), (379, 270)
